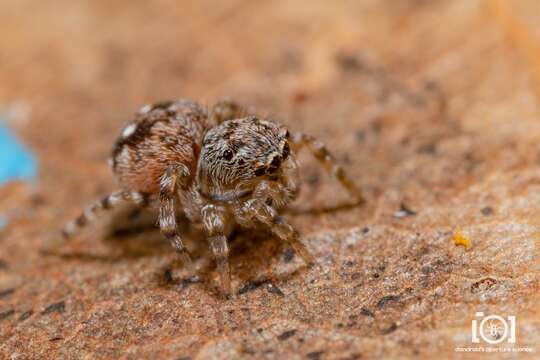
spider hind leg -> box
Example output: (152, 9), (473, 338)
(43, 190), (150, 254)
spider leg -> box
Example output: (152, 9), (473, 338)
(252, 179), (297, 210)
(201, 204), (232, 297)
(40, 190), (150, 253)
(291, 132), (364, 204)
(239, 199), (313, 265)
(210, 98), (249, 125)
(159, 164), (194, 272)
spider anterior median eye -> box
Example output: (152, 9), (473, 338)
(222, 149), (234, 161)
(270, 156), (281, 169)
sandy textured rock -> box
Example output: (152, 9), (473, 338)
(1, 0), (540, 359)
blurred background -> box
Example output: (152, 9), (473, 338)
(1, 1), (540, 359)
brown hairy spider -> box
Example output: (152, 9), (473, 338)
(52, 99), (363, 296)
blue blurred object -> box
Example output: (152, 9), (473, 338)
(0, 120), (37, 185)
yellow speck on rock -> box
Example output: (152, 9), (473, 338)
(453, 227), (471, 249)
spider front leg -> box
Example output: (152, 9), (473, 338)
(201, 204), (232, 297)
(253, 176), (298, 210)
(159, 164), (194, 272)
(236, 199), (313, 265)
(291, 133), (364, 204)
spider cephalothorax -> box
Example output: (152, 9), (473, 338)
(198, 116), (294, 202)
(52, 99), (363, 297)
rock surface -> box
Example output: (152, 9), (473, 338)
(1, 0), (540, 359)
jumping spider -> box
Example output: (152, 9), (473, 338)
(53, 99), (363, 296)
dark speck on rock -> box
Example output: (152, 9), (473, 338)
(417, 143), (437, 154)
(370, 118), (383, 133)
(277, 329), (297, 341)
(31, 193), (46, 206)
(361, 227), (370, 234)
(49, 336), (63, 342)
(41, 301), (65, 315)
(424, 79), (438, 90)
(393, 203), (417, 218)
(355, 130), (366, 143)
(481, 206), (494, 216)
(283, 247), (295, 263)
(471, 277), (497, 293)
(307, 350), (325, 360)
(360, 307), (375, 317)
(351, 272), (361, 280)
(382, 322), (398, 335)
(376, 295), (401, 309)
(293, 90), (309, 103)
(0, 309), (15, 321)
(0, 288), (15, 298)
(19, 310), (33, 321)
(335, 53), (364, 72)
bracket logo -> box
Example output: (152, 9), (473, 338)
(471, 312), (516, 344)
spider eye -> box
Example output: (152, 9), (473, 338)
(254, 166), (266, 177)
(282, 142), (290, 160)
(267, 155), (281, 174)
(222, 149), (234, 161)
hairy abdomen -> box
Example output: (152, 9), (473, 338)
(111, 100), (209, 194)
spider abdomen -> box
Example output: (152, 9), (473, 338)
(111, 100), (209, 194)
